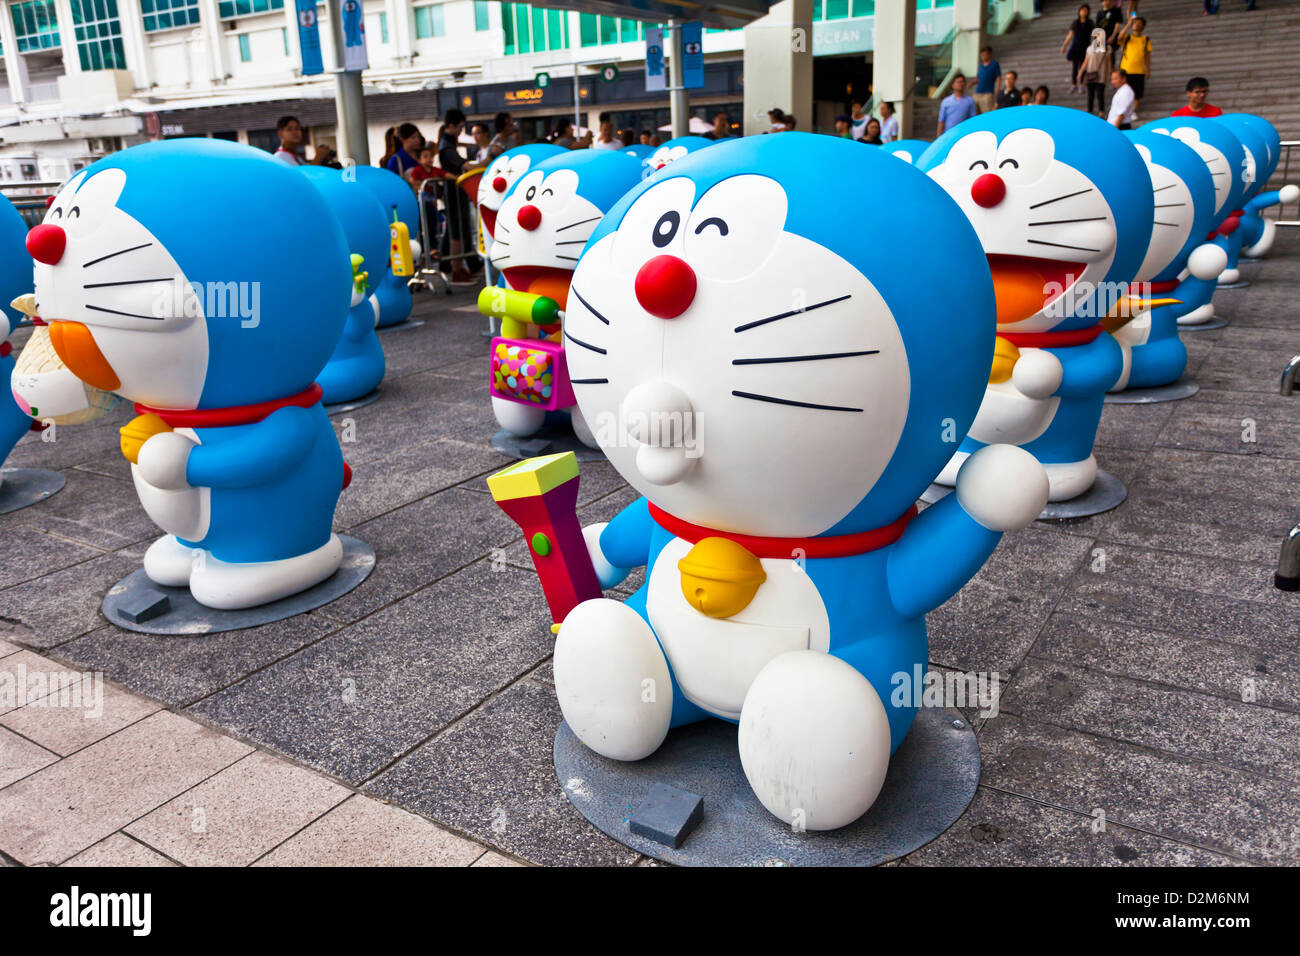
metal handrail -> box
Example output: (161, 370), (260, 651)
(1269, 141), (1299, 228)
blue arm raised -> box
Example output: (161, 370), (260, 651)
(886, 492), (1001, 620)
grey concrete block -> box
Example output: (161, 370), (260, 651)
(628, 783), (704, 849)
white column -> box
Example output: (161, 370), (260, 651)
(741, 0), (812, 137)
(116, 0), (152, 87)
(0, 1), (31, 102)
(52, 0), (82, 75)
(390, 0), (412, 65)
(195, 0), (227, 83)
(873, 0), (916, 138)
(283, 0), (303, 73)
(952, 0), (987, 78)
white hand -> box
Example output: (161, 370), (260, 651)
(1011, 349), (1063, 400)
(956, 444), (1050, 531)
(408, 238), (422, 259)
(1280, 184), (1299, 205)
(136, 432), (196, 490)
(582, 522), (630, 589)
(0, 313), (10, 343)
(1187, 242), (1228, 281)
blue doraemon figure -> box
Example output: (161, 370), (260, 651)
(1206, 118), (1267, 286)
(300, 166), (387, 404)
(918, 106), (1153, 502)
(350, 165), (418, 328)
(641, 135), (715, 178)
(1, 195), (34, 482)
(879, 139), (931, 165)
(475, 144), (565, 256)
(1141, 116), (1246, 327)
(29, 139), (353, 610)
(1110, 129), (1219, 391)
(552, 133), (1049, 831)
(1217, 114), (1297, 260)
(622, 144), (654, 163)
(486, 147), (643, 444)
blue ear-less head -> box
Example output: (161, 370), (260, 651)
(1124, 128), (1216, 285)
(879, 139), (931, 165)
(300, 165), (390, 276)
(351, 164), (419, 232)
(641, 136), (716, 178)
(0, 196), (30, 328)
(1140, 116), (1248, 224)
(1216, 114), (1281, 183)
(79, 138), (351, 407)
(1208, 115), (1270, 204)
(503, 148), (645, 212)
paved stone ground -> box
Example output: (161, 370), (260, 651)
(2, 235), (1299, 866)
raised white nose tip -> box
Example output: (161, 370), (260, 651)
(621, 379), (699, 486)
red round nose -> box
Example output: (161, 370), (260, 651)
(517, 204), (542, 231)
(27, 223), (66, 265)
(971, 173), (1006, 208)
(634, 255), (697, 319)
(493, 176), (508, 193)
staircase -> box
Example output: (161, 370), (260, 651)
(907, 0), (1300, 147)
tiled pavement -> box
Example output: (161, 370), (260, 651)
(2, 237), (1299, 866)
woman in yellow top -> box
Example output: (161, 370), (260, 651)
(1118, 16), (1152, 100)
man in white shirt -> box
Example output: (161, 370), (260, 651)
(1107, 69), (1137, 129)
(592, 113), (624, 150)
(848, 100), (869, 141)
(272, 115), (330, 166)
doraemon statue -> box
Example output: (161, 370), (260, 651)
(350, 164), (418, 328)
(300, 166), (388, 405)
(1, 195), (35, 486)
(880, 139), (931, 165)
(485, 148), (643, 444)
(29, 139), (353, 610)
(1109, 129), (1219, 392)
(919, 107), (1152, 502)
(476, 144), (565, 255)
(1216, 114), (1297, 260)
(1141, 116), (1247, 326)
(642, 136), (714, 177)
(553, 133), (1049, 831)
(1204, 117), (1267, 286)
(622, 144), (654, 163)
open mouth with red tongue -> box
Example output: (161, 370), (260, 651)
(986, 255), (1086, 325)
(480, 206), (499, 239)
(502, 266), (574, 310)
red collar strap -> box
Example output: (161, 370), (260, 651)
(999, 324), (1104, 348)
(648, 502), (918, 559)
(136, 383), (322, 428)
(1133, 279), (1179, 294)
(0, 342), (10, 359)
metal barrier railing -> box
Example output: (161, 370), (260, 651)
(1269, 141), (1299, 228)
(0, 182), (60, 228)
(410, 175), (484, 295)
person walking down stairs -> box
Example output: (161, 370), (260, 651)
(1117, 16), (1152, 102)
(1061, 4), (1095, 94)
(1082, 28), (1111, 115)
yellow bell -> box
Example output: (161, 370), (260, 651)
(989, 336), (1021, 384)
(677, 537), (767, 619)
(120, 413), (172, 465)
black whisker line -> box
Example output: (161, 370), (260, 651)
(1152, 203), (1186, 208)
(82, 242), (153, 268)
(1152, 221), (1179, 226)
(492, 256), (511, 262)
(570, 288), (609, 325)
(733, 349), (879, 366)
(556, 216), (602, 233)
(556, 255), (580, 262)
(734, 293), (852, 334)
(85, 304), (165, 321)
(1028, 187), (1094, 210)
(1152, 183), (1178, 193)
(555, 239), (589, 245)
(570, 378), (609, 385)
(732, 390), (862, 413)
(82, 277), (175, 289)
(564, 331), (607, 355)
(1026, 238), (1101, 253)
(495, 224), (510, 234)
(1028, 216), (1107, 226)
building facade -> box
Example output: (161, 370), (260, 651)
(0, 0), (955, 178)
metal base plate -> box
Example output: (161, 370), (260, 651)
(377, 318), (426, 333)
(0, 468), (66, 516)
(324, 390), (382, 416)
(1179, 317), (1229, 331)
(102, 536), (375, 635)
(923, 468), (1126, 521)
(1216, 280), (1250, 290)
(1105, 379), (1200, 404)
(490, 427), (605, 463)
(1238, 256), (1262, 265)
(555, 706), (979, 866)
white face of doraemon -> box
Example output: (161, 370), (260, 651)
(1132, 144), (1197, 283)
(1152, 126), (1232, 214)
(31, 168), (209, 409)
(476, 151), (536, 240)
(566, 173), (911, 538)
(927, 128), (1117, 332)
(646, 145), (690, 172)
(489, 168), (603, 298)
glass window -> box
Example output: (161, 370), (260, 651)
(850, 0), (874, 15)
(579, 12), (596, 46)
(546, 8), (562, 50)
(598, 15), (615, 44)
(238, 33), (251, 61)
(217, 0), (284, 19)
(379, 10), (387, 42)
(414, 3), (445, 38)
(10, 0), (60, 52)
(619, 19), (637, 42)
(825, 0), (849, 18)
(474, 0), (489, 31)
(502, 2), (515, 53)
(502, 4), (569, 55)
(281, 25), (288, 54)
(513, 4), (529, 51)
(71, 0), (127, 71)
(140, 0), (200, 33)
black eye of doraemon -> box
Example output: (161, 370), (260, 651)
(49, 207), (63, 219)
(542, 187), (553, 197)
(998, 159), (1019, 170)
(969, 160), (989, 171)
(525, 185), (537, 200)
(694, 217), (728, 237)
(652, 210), (680, 247)
(68, 206), (80, 218)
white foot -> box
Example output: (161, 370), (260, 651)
(1043, 456), (1098, 502)
(143, 534), (199, 588)
(1178, 303), (1216, 326)
(569, 404), (600, 449)
(1218, 268), (1241, 285)
(188, 534), (343, 610)
(738, 651), (892, 831)
(553, 598), (673, 761)
(492, 396), (547, 437)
